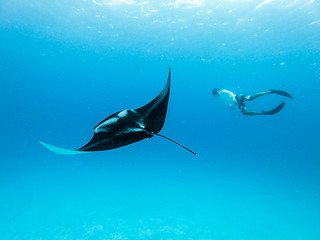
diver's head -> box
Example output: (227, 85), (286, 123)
(212, 88), (219, 97)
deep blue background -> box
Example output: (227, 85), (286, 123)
(1, 0), (320, 239)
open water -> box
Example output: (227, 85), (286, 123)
(1, 0), (320, 239)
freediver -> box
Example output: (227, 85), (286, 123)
(212, 88), (293, 115)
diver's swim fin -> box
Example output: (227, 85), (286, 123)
(270, 89), (293, 99)
(261, 101), (286, 115)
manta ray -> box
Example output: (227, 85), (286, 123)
(39, 69), (197, 156)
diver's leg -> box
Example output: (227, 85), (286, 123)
(250, 90), (293, 101)
(241, 107), (263, 116)
(241, 102), (286, 116)
(249, 91), (272, 101)
(269, 89), (294, 99)
(261, 102), (286, 115)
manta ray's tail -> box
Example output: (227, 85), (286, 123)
(154, 133), (198, 156)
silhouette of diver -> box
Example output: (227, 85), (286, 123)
(212, 88), (293, 115)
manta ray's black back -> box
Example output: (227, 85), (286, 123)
(77, 69), (171, 152)
(39, 68), (197, 155)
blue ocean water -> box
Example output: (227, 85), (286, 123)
(1, 0), (320, 239)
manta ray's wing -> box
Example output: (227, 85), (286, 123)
(38, 140), (86, 155)
(134, 69), (197, 156)
(135, 68), (171, 134)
